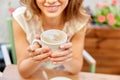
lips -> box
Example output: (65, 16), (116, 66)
(45, 6), (59, 13)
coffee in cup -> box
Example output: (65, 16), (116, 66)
(40, 29), (67, 51)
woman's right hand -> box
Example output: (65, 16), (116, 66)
(27, 35), (52, 63)
(28, 45), (51, 63)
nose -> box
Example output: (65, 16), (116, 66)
(46, 0), (57, 4)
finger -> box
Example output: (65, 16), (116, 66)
(32, 39), (41, 48)
(29, 46), (51, 57)
(50, 52), (72, 62)
(32, 56), (50, 63)
(29, 51), (37, 57)
(27, 44), (41, 52)
(34, 34), (40, 39)
(35, 46), (50, 54)
(34, 42), (41, 48)
(51, 48), (72, 57)
(29, 49), (42, 57)
(27, 45), (36, 52)
(52, 57), (72, 65)
(60, 42), (72, 50)
(40, 57), (50, 63)
(32, 52), (51, 61)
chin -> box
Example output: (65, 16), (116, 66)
(45, 13), (62, 18)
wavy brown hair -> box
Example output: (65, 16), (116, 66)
(20, 0), (90, 22)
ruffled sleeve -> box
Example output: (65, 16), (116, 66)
(64, 18), (89, 40)
(12, 6), (27, 32)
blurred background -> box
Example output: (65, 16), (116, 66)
(0, 0), (20, 43)
(0, 0), (100, 43)
(1, 0), (120, 75)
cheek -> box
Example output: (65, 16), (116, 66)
(63, 0), (69, 8)
(39, 0), (44, 2)
(36, 0), (44, 4)
(59, 0), (69, 2)
(61, 0), (69, 5)
(36, 0), (43, 8)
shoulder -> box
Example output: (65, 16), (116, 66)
(79, 6), (90, 17)
(76, 8), (91, 31)
(79, 6), (91, 24)
(71, 17), (89, 31)
(12, 7), (28, 34)
(12, 6), (26, 17)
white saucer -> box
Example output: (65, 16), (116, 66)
(50, 76), (72, 80)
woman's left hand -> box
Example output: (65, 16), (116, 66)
(50, 42), (73, 64)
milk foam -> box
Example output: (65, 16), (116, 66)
(42, 30), (65, 43)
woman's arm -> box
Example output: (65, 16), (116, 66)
(49, 25), (87, 74)
(63, 26), (87, 74)
(13, 18), (51, 78)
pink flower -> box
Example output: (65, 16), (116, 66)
(112, 0), (119, 5)
(9, 8), (15, 14)
(108, 19), (116, 25)
(98, 15), (106, 22)
(96, 2), (103, 8)
(103, 3), (109, 7)
(107, 13), (115, 20)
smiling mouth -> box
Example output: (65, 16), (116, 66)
(45, 6), (59, 12)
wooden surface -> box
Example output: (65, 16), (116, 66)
(83, 26), (120, 74)
(2, 65), (120, 80)
(86, 26), (120, 38)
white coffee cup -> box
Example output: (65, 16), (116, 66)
(32, 29), (67, 69)
(32, 29), (67, 51)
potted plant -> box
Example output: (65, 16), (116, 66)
(92, 0), (120, 29)
(84, 0), (120, 74)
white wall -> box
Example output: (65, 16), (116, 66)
(0, 0), (20, 43)
(83, 0), (99, 9)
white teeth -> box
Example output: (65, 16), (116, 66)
(46, 6), (58, 12)
(48, 6), (57, 10)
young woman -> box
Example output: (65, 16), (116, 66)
(12, 0), (90, 78)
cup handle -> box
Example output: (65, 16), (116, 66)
(32, 39), (41, 45)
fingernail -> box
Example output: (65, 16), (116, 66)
(60, 45), (64, 48)
(48, 57), (50, 59)
(31, 47), (35, 51)
(53, 62), (57, 64)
